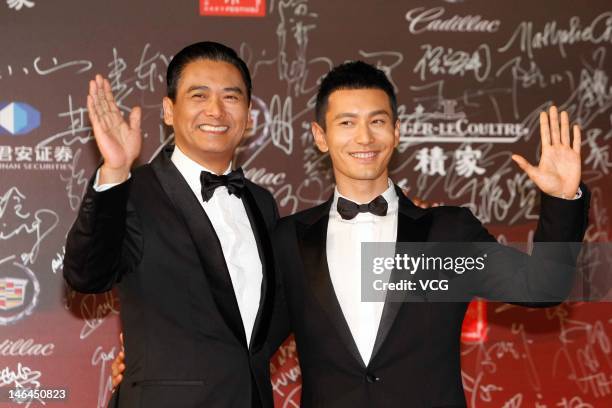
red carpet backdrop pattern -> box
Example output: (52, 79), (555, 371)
(1, 0), (611, 406)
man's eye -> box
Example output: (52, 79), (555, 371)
(340, 121), (353, 126)
(225, 95), (239, 101)
(193, 94), (206, 99)
(372, 119), (386, 125)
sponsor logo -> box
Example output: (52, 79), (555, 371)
(0, 256), (40, 325)
(405, 7), (500, 34)
(401, 100), (529, 144)
(0, 102), (40, 136)
(0, 145), (74, 171)
(0, 278), (27, 310)
(200, 0), (265, 17)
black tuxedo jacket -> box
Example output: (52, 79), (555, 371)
(272, 185), (589, 408)
(64, 145), (280, 408)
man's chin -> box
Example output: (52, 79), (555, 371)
(194, 143), (238, 156)
(346, 170), (387, 182)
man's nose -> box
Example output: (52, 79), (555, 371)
(355, 123), (375, 145)
(205, 96), (223, 118)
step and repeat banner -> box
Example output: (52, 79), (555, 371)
(1, 0), (611, 406)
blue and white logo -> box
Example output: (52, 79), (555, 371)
(0, 102), (41, 135)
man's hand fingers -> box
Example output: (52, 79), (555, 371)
(511, 154), (537, 179)
(572, 125), (582, 154)
(129, 107), (142, 132)
(89, 79), (104, 121)
(95, 75), (112, 116)
(95, 74), (108, 111)
(112, 374), (123, 389)
(540, 111), (551, 148)
(103, 78), (120, 114)
(92, 75), (117, 132)
(560, 111), (570, 146)
(549, 106), (561, 145)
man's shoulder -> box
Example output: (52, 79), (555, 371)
(131, 162), (154, 177)
(417, 204), (480, 226)
(278, 201), (330, 227)
(244, 179), (277, 213)
(425, 204), (472, 218)
(244, 179), (274, 199)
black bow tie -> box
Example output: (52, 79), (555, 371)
(337, 195), (388, 220)
(200, 168), (246, 202)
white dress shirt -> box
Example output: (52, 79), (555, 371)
(94, 146), (263, 345)
(327, 180), (398, 365)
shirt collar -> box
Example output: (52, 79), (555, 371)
(330, 178), (399, 220)
(171, 145), (232, 191)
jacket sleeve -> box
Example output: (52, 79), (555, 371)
(63, 175), (143, 293)
(468, 184), (590, 304)
(267, 218), (293, 351)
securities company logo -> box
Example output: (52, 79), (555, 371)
(200, 0), (265, 17)
(0, 102), (40, 136)
(0, 256), (40, 325)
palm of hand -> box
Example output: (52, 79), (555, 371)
(512, 107), (582, 199)
(530, 142), (581, 198)
(87, 75), (142, 170)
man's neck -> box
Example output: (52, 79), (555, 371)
(335, 173), (390, 204)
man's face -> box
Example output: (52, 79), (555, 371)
(312, 88), (399, 187)
(162, 59), (250, 168)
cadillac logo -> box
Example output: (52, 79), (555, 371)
(0, 256), (40, 325)
(0, 277), (28, 310)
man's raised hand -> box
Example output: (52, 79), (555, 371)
(512, 106), (581, 199)
(87, 74), (142, 184)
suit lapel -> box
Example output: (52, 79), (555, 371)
(370, 186), (432, 362)
(241, 184), (275, 352)
(150, 145), (247, 347)
(296, 198), (367, 368)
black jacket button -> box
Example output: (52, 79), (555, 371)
(366, 373), (379, 383)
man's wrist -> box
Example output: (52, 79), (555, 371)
(554, 188), (583, 200)
(99, 165), (131, 185)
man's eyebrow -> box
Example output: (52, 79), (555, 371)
(186, 85), (210, 93)
(185, 85), (244, 94)
(223, 87), (244, 94)
(332, 110), (391, 120)
(368, 109), (391, 118)
(332, 112), (359, 121)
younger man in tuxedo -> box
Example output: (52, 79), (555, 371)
(270, 61), (588, 407)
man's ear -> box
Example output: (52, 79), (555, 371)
(246, 101), (253, 131)
(394, 119), (400, 148)
(162, 97), (174, 127)
(311, 121), (329, 153)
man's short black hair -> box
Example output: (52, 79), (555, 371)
(315, 61), (398, 129)
(166, 41), (252, 102)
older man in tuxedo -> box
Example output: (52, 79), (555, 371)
(64, 42), (282, 408)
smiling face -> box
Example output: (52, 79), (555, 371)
(312, 88), (399, 198)
(162, 58), (250, 173)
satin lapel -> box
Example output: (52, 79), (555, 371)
(241, 185), (274, 352)
(370, 187), (432, 362)
(150, 146), (247, 347)
(296, 199), (366, 368)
